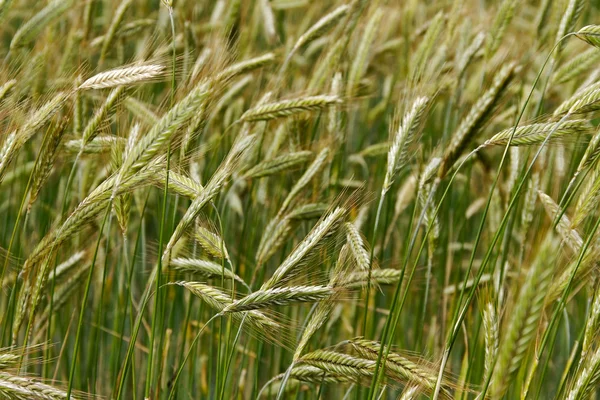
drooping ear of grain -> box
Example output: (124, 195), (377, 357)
(438, 62), (516, 179)
(576, 25), (600, 48)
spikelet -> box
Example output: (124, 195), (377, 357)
(491, 238), (555, 398)
(298, 349), (375, 379)
(287, 203), (329, 220)
(0, 79), (16, 102)
(577, 127), (600, 173)
(174, 282), (228, 313)
(193, 226), (230, 261)
(275, 364), (353, 384)
(439, 62), (516, 178)
(79, 64), (165, 90)
(222, 285), (333, 313)
(0, 0), (13, 23)
(538, 191), (582, 253)
(28, 118), (68, 211)
(344, 222), (370, 271)
(224, 0), (241, 33)
(576, 25), (600, 49)
(0, 92), (70, 182)
(22, 164), (160, 273)
(573, 169), (600, 227)
(555, 0), (585, 53)
(259, 0), (277, 45)
(554, 81), (600, 115)
(280, 5), (350, 77)
(347, 9), (383, 98)
(100, 0), (134, 63)
(483, 119), (591, 147)
(169, 257), (245, 285)
(216, 53), (276, 82)
(64, 136), (125, 154)
(399, 386), (420, 400)
(153, 170), (205, 200)
(456, 32), (485, 80)
(175, 282), (280, 332)
(308, 39), (345, 92)
(124, 97), (159, 124)
(240, 95), (341, 122)
(485, 0), (517, 58)
(0, 371), (71, 399)
(289, 248), (351, 364)
(119, 80), (211, 179)
(256, 216), (293, 266)
(243, 150), (313, 179)
(81, 86), (126, 148)
(482, 303), (499, 383)
(553, 48), (600, 84)
(383, 97), (429, 193)
(161, 135), (255, 263)
(0, 352), (19, 370)
(582, 284), (600, 358)
(9, 0), (73, 49)
(411, 12), (445, 83)
(262, 206), (346, 289)
(342, 268), (402, 289)
(279, 147), (330, 214)
(565, 344), (600, 400)
(113, 124), (139, 234)
(328, 73), (343, 140)
(294, 5), (349, 52)
(349, 338), (454, 397)
(47, 251), (86, 284)
(520, 172), (539, 247)
(0, 131), (17, 184)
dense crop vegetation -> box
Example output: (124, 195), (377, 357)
(4, 0), (600, 398)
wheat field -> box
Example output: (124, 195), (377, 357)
(2, 0), (600, 398)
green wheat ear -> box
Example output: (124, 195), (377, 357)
(576, 25), (600, 48)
